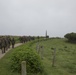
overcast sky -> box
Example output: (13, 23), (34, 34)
(0, 0), (76, 37)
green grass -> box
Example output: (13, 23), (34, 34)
(31, 38), (76, 75)
(0, 38), (76, 75)
(0, 47), (21, 75)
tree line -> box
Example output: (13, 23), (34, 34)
(64, 32), (76, 43)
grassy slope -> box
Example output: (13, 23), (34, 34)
(0, 46), (21, 75)
(0, 38), (76, 75)
(31, 38), (76, 75)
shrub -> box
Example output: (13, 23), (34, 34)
(64, 32), (76, 43)
(10, 47), (43, 73)
(64, 46), (67, 48)
(51, 47), (54, 50)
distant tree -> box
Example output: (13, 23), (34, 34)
(64, 32), (76, 43)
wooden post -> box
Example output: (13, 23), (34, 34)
(52, 48), (56, 67)
(36, 42), (40, 54)
(21, 61), (26, 75)
(40, 46), (44, 59)
(36, 42), (39, 52)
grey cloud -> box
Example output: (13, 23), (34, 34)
(0, 0), (76, 37)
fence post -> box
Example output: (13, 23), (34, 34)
(21, 61), (26, 75)
(36, 42), (40, 54)
(52, 48), (56, 67)
(40, 46), (44, 59)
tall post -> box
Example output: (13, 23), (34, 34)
(21, 61), (27, 75)
(46, 30), (47, 39)
(40, 46), (44, 59)
(52, 48), (56, 67)
(36, 41), (40, 53)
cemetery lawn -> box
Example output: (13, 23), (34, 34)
(0, 38), (76, 75)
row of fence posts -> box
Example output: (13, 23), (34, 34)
(36, 42), (56, 67)
(21, 43), (56, 75)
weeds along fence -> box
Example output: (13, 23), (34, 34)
(20, 38), (50, 75)
(10, 38), (46, 75)
(28, 38), (49, 47)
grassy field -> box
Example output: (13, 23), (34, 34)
(31, 38), (76, 75)
(0, 38), (76, 75)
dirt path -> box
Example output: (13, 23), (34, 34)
(0, 43), (22, 59)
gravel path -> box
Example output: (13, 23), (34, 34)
(0, 43), (22, 59)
